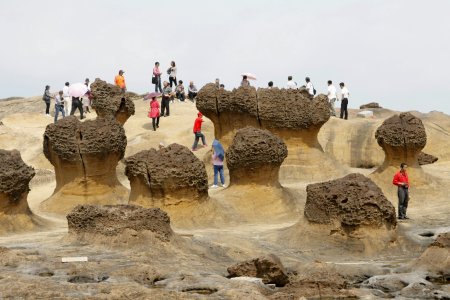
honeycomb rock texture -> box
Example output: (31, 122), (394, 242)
(226, 127), (287, 185)
(67, 205), (173, 241)
(304, 173), (396, 232)
(0, 149), (35, 202)
(125, 143), (208, 206)
(90, 78), (135, 124)
(418, 152), (438, 165)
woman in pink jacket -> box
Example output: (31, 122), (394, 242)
(148, 97), (160, 131)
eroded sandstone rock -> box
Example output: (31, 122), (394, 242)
(304, 173), (396, 233)
(418, 152), (438, 165)
(125, 143), (208, 207)
(226, 127), (287, 185)
(67, 204), (173, 242)
(413, 232), (450, 275)
(360, 102), (381, 109)
(227, 254), (289, 286)
(41, 116), (128, 214)
(90, 78), (135, 124)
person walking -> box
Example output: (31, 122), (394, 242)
(176, 80), (185, 102)
(63, 82), (71, 116)
(188, 81), (198, 102)
(82, 78), (91, 114)
(148, 96), (160, 131)
(153, 62), (162, 93)
(286, 76), (297, 89)
(168, 61), (177, 88)
(305, 77), (315, 96)
(210, 139), (226, 188)
(393, 163), (410, 220)
(339, 82), (349, 119)
(54, 90), (65, 123)
(114, 70), (126, 92)
(161, 81), (172, 117)
(192, 112), (207, 151)
(240, 75), (250, 87)
(42, 85), (52, 116)
(327, 80), (337, 116)
(70, 96), (84, 119)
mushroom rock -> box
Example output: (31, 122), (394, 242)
(0, 149), (45, 234)
(41, 116), (128, 214)
(90, 78), (135, 125)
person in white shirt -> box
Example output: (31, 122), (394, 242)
(327, 80), (337, 116)
(286, 76), (297, 89)
(305, 77), (315, 96)
(339, 82), (350, 120)
(63, 82), (71, 116)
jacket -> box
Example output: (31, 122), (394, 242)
(149, 100), (160, 118)
(193, 117), (203, 133)
(114, 75), (126, 89)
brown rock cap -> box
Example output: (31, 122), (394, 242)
(305, 173), (396, 231)
(0, 149), (35, 202)
(360, 102), (381, 109)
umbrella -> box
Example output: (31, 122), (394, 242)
(241, 73), (257, 80)
(144, 92), (161, 100)
(68, 83), (89, 98)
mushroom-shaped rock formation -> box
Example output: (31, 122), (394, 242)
(226, 127), (287, 186)
(90, 78), (135, 124)
(66, 205), (174, 246)
(41, 116), (128, 214)
(304, 173), (397, 234)
(0, 150), (44, 234)
(125, 143), (208, 207)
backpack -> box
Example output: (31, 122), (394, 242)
(313, 87), (317, 95)
(42, 92), (50, 102)
(166, 67), (171, 75)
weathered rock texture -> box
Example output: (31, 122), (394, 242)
(0, 149), (42, 233)
(197, 84), (346, 182)
(227, 254), (289, 286)
(226, 127), (287, 186)
(360, 102), (381, 109)
(125, 143), (208, 208)
(304, 173), (396, 234)
(67, 205), (173, 242)
(41, 116), (128, 214)
(375, 112), (426, 169)
(90, 78), (135, 124)
(412, 232), (450, 275)
(418, 152), (438, 165)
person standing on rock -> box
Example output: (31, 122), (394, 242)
(148, 96), (160, 131)
(192, 112), (207, 151)
(42, 85), (53, 117)
(70, 96), (84, 120)
(287, 76), (297, 89)
(215, 78), (220, 88)
(168, 61), (177, 88)
(393, 162), (410, 220)
(153, 62), (163, 93)
(241, 75), (250, 87)
(161, 81), (172, 117)
(305, 77), (316, 96)
(114, 70), (126, 92)
(210, 139), (226, 188)
(339, 82), (349, 120)
(327, 80), (337, 116)
(82, 78), (91, 114)
(63, 82), (71, 116)
(54, 90), (65, 123)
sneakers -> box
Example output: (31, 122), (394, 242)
(221, 184), (227, 188)
(210, 185), (218, 189)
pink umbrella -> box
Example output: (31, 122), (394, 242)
(144, 92), (161, 100)
(68, 83), (89, 98)
(241, 73), (257, 80)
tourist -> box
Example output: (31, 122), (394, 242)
(148, 96), (160, 131)
(268, 81), (274, 88)
(286, 76), (297, 89)
(219, 84), (225, 90)
(210, 139), (226, 188)
(215, 78), (220, 88)
(63, 82), (71, 116)
(168, 61), (177, 88)
(327, 80), (337, 116)
(161, 81), (172, 117)
(70, 96), (84, 119)
(188, 81), (198, 102)
(241, 75), (250, 87)
(114, 70), (126, 92)
(192, 112), (207, 151)
(339, 82), (349, 120)
(305, 77), (315, 96)
(153, 62), (162, 93)
(42, 85), (52, 116)
(176, 80), (185, 102)
(393, 163), (410, 220)
(82, 78), (91, 114)
(54, 90), (65, 123)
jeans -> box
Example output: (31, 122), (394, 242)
(154, 75), (162, 93)
(188, 91), (197, 101)
(70, 97), (84, 119)
(329, 98), (336, 116)
(213, 165), (225, 185)
(161, 97), (170, 116)
(169, 76), (177, 88)
(176, 91), (185, 101)
(397, 186), (409, 218)
(192, 132), (206, 149)
(45, 101), (50, 114)
(54, 104), (65, 123)
(152, 117), (159, 130)
(340, 98), (348, 119)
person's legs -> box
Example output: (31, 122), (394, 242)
(343, 99), (348, 119)
(218, 165), (225, 185)
(78, 100), (84, 119)
(180, 92), (185, 102)
(166, 99), (170, 116)
(192, 133), (200, 149)
(45, 102), (50, 115)
(403, 188), (409, 217)
(329, 98), (336, 116)
(397, 187), (406, 218)
(156, 116), (160, 127)
(152, 118), (156, 130)
(200, 132), (206, 145)
(54, 105), (59, 123)
(169, 77), (174, 88)
(61, 105), (65, 118)
(157, 76), (162, 93)
(160, 98), (166, 116)
(70, 98), (77, 115)
(213, 165), (219, 185)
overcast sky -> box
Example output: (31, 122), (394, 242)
(1, 0), (449, 113)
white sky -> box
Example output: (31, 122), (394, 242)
(1, 0), (449, 113)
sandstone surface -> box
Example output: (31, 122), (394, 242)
(418, 151), (438, 165)
(360, 102), (381, 109)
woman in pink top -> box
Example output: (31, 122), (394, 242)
(153, 62), (162, 93)
(148, 96), (160, 131)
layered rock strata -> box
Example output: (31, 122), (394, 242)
(90, 78), (135, 124)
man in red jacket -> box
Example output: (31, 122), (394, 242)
(392, 162), (410, 219)
(192, 112), (207, 151)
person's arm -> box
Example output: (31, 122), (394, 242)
(393, 173), (403, 186)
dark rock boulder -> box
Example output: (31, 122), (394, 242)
(418, 152), (438, 165)
(360, 102), (381, 109)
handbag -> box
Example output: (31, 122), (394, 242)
(152, 76), (157, 84)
